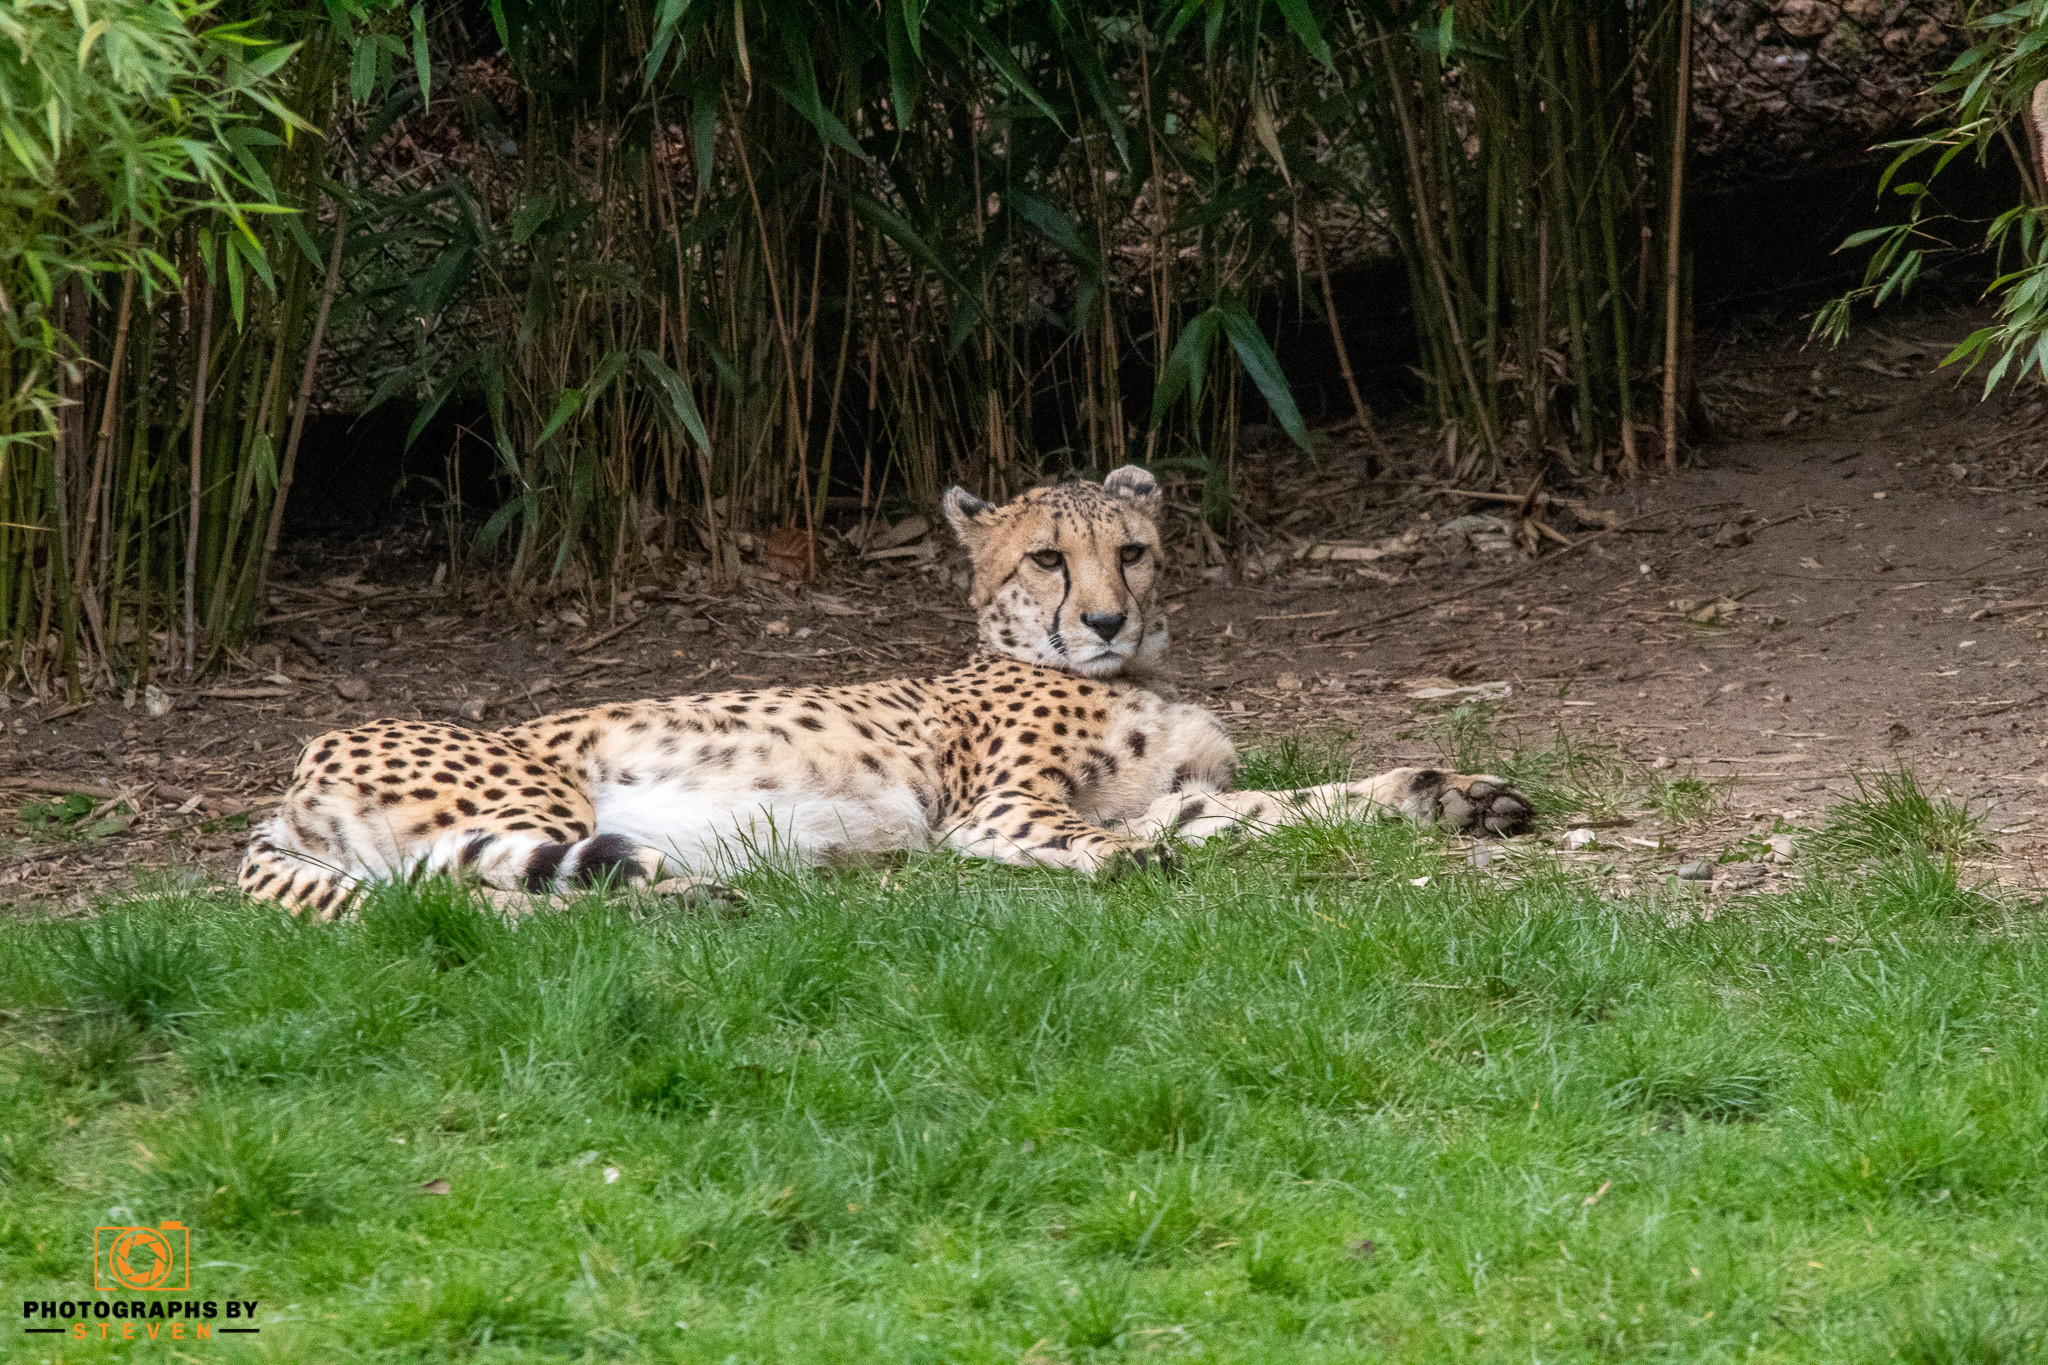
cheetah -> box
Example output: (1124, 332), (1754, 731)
(239, 466), (1532, 916)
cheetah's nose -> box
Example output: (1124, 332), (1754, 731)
(1082, 611), (1127, 642)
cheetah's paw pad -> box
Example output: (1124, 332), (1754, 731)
(1439, 777), (1533, 837)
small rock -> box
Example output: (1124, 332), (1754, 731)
(1712, 522), (1752, 548)
(1676, 860), (1716, 882)
(143, 683), (171, 718)
(1650, 756), (1675, 770)
(1470, 845), (1496, 870)
(418, 1178), (452, 1196)
(1437, 514), (1509, 539)
(336, 678), (372, 701)
(761, 619), (790, 637)
(1766, 833), (1796, 864)
(1563, 828), (1598, 850)
(1275, 672), (1302, 693)
(458, 698), (487, 722)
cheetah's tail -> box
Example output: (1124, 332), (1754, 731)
(425, 830), (665, 895)
(238, 830), (662, 917)
(239, 838), (359, 919)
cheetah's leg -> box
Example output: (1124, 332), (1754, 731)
(943, 790), (1176, 877)
(1124, 767), (1533, 843)
(239, 838), (359, 921)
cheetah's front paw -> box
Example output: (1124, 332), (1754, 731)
(1439, 777), (1533, 837)
(650, 876), (750, 911)
(1099, 841), (1181, 881)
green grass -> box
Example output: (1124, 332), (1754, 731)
(1813, 769), (1992, 867)
(2, 800), (2046, 1361)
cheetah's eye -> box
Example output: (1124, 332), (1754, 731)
(1119, 544), (1146, 565)
(1029, 550), (1063, 571)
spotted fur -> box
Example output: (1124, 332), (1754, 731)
(240, 466), (1531, 916)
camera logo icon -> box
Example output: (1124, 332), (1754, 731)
(94, 1221), (190, 1291)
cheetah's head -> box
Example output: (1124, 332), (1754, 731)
(942, 466), (1168, 679)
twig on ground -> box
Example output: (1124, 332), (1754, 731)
(1312, 516), (1659, 643)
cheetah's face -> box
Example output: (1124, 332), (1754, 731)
(942, 466), (1168, 679)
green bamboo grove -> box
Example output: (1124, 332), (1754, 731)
(3, 0), (1701, 696)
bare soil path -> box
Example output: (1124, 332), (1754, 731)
(7, 309), (2046, 908)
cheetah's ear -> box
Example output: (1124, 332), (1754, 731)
(1102, 464), (1162, 521)
(942, 486), (993, 546)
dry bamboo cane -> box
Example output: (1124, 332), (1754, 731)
(1662, 0), (1691, 470)
(257, 193), (349, 601)
(184, 272), (214, 678)
(726, 96), (809, 509)
(1307, 205), (1384, 459)
(72, 242), (139, 597)
(1379, 25), (1498, 461)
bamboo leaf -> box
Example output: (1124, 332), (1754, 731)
(690, 65), (720, 184)
(648, 0), (689, 77)
(249, 431), (278, 496)
(885, 0), (921, 130)
(959, 13), (1063, 128)
(510, 193), (554, 246)
(1008, 191), (1094, 264)
(1219, 299), (1310, 449)
(534, 388), (584, 447)
(766, 0), (865, 158)
(221, 241), (246, 328)
(583, 350), (631, 405)
(1249, 84), (1290, 186)
(899, 0), (923, 59)
(411, 3), (431, 106)
(349, 35), (377, 102)
(1272, 0), (1334, 68)
(475, 490), (534, 553)
(1150, 307), (1221, 430)
(638, 349), (713, 452)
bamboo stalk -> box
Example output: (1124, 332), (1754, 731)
(184, 269), (214, 679)
(1662, 0), (1692, 470)
(1307, 204), (1383, 459)
(257, 192), (349, 606)
(73, 246), (139, 597)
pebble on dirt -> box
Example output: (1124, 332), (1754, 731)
(1676, 860), (1716, 881)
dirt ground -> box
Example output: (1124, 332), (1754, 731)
(6, 307), (2047, 910)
